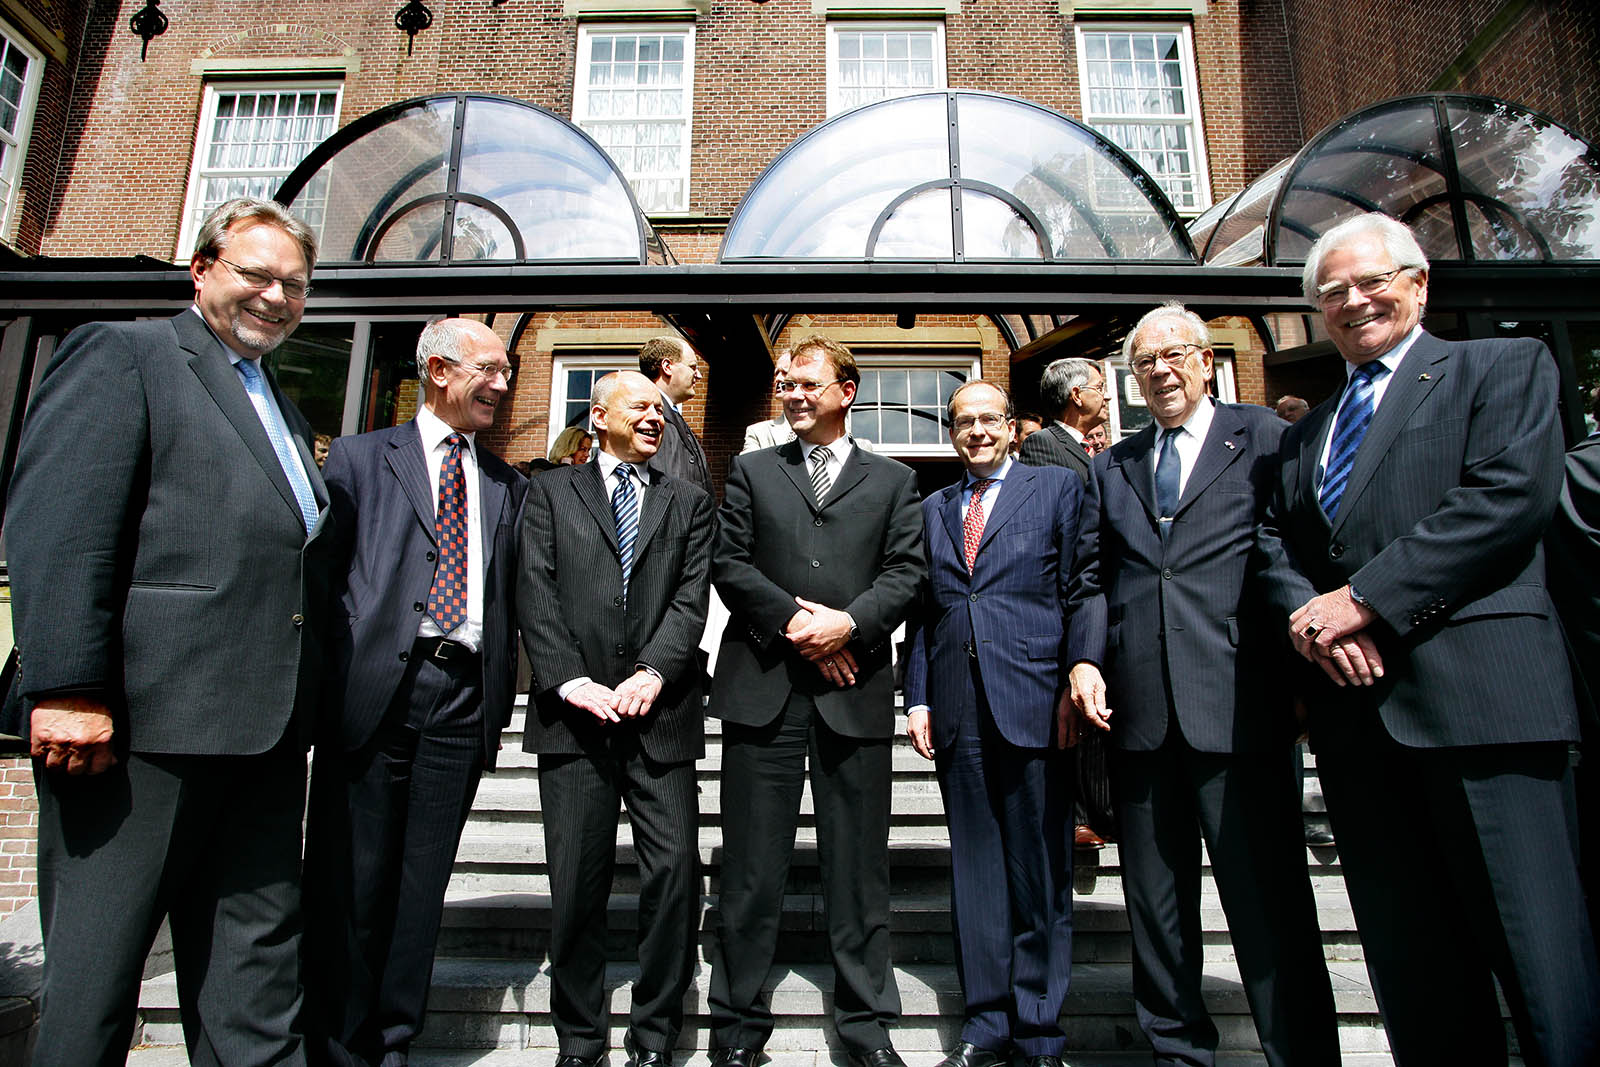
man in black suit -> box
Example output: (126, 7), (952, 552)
(640, 335), (715, 495)
(1279, 212), (1600, 1064)
(6, 197), (331, 1064)
(903, 380), (1080, 1067)
(1067, 303), (1338, 1066)
(302, 318), (528, 1067)
(707, 334), (924, 1067)
(1020, 356), (1111, 849)
(518, 370), (715, 1067)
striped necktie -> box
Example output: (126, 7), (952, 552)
(1320, 361), (1388, 520)
(612, 463), (639, 600)
(809, 447), (832, 505)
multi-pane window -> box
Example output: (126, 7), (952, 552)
(1076, 25), (1210, 213)
(551, 357), (630, 448)
(849, 359), (975, 455)
(575, 26), (694, 214)
(178, 83), (341, 257)
(0, 19), (44, 243)
(827, 22), (946, 116)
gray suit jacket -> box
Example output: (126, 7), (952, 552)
(7, 311), (333, 755)
(320, 421), (528, 766)
(656, 403), (715, 496)
(517, 460), (714, 764)
(1019, 422), (1091, 482)
(709, 441), (925, 739)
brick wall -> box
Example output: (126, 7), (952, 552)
(0, 760), (37, 916)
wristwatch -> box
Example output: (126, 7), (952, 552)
(1348, 584), (1372, 610)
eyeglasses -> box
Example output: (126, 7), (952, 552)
(952, 412), (1009, 435)
(215, 257), (312, 300)
(1316, 268), (1404, 309)
(776, 379), (842, 397)
(1131, 344), (1203, 376)
(438, 356), (515, 384)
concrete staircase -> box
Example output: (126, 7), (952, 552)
(133, 704), (1398, 1063)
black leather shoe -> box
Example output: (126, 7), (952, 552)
(938, 1043), (1006, 1067)
(556, 1055), (605, 1067)
(849, 1049), (908, 1067)
(624, 1038), (671, 1067)
(1027, 1056), (1065, 1067)
(1305, 826), (1336, 847)
(709, 1047), (760, 1067)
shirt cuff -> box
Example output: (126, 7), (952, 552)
(906, 704), (931, 718)
(557, 677), (593, 701)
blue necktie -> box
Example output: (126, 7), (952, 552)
(1155, 428), (1181, 531)
(612, 463), (639, 600)
(1319, 361), (1388, 520)
(236, 359), (320, 533)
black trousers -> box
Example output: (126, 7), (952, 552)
(1110, 728), (1338, 1067)
(709, 691), (899, 1054)
(1318, 727), (1600, 1066)
(539, 740), (699, 1057)
(33, 743), (307, 1067)
(303, 650), (485, 1067)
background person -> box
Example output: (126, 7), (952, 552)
(640, 335), (715, 495)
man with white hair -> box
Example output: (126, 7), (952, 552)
(742, 349), (795, 453)
(1277, 211), (1600, 1063)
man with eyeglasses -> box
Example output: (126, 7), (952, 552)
(741, 349), (795, 453)
(299, 317), (528, 1067)
(640, 335), (715, 496)
(1067, 302), (1339, 1066)
(1275, 212), (1600, 1064)
(708, 334), (924, 1067)
(1019, 356), (1105, 482)
(903, 380), (1081, 1067)
(6, 197), (333, 1063)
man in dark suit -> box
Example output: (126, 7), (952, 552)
(1018, 356), (1104, 480)
(1066, 303), (1339, 1066)
(903, 380), (1079, 1067)
(707, 334), (924, 1067)
(640, 335), (715, 495)
(1019, 356), (1111, 849)
(6, 197), (331, 1065)
(302, 318), (528, 1067)
(518, 370), (714, 1067)
(1279, 212), (1600, 1064)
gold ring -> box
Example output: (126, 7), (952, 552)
(1301, 623), (1322, 641)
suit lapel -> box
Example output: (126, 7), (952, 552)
(778, 440), (821, 513)
(1330, 333), (1447, 536)
(574, 460), (621, 552)
(1296, 401), (1336, 512)
(823, 445), (870, 509)
(178, 313), (303, 527)
(1114, 425), (1160, 524)
(938, 482), (965, 564)
(1174, 408), (1248, 515)
(635, 464), (674, 556)
(477, 456), (509, 570)
(385, 422), (439, 543)
(976, 464), (1038, 558)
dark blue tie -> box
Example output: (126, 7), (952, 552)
(612, 463), (639, 600)
(1155, 428), (1181, 525)
(1320, 361), (1388, 520)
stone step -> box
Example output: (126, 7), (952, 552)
(466, 775), (949, 820)
(136, 959), (1392, 1056)
(130, 1052), (1410, 1067)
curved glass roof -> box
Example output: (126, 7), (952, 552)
(276, 93), (671, 266)
(1195, 94), (1600, 265)
(720, 91), (1194, 262)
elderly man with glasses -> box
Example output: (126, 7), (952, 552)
(1067, 302), (1339, 1066)
(1275, 212), (1600, 1065)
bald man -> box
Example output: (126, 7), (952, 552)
(303, 318), (529, 1067)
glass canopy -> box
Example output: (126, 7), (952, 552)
(720, 91), (1194, 262)
(275, 93), (671, 266)
(1192, 94), (1600, 265)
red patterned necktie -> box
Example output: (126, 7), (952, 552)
(426, 433), (469, 632)
(963, 478), (994, 572)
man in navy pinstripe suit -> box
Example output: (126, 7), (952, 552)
(1279, 213), (1600, 1065)
(904, 380), (1080, 1067)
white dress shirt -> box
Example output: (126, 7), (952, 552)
(1156, 395), (1217, 499)
(800, 435), (852, 491)
(1314, 324), (1423, 492)
(1053, 421), (1087, 447)
(416, 404), (486, 651)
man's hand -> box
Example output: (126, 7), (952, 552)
(787, 597), (854, 658)
(565, 681), (622, 723)
(1069, 662), (1112, 732)
(1308, 631), (1386, 688)
(31, 697), (117, 776)
(612, 670), (663, 718)
(813, 646), (859, 688)
(1289, 586), (1376, 659)
(1055, 689), (1079, 750)
(906, 708), (934, 760)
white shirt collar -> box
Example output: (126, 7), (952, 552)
(1345, 323), (1423, 382)
(1160, 395), (1216, 443)
(965, 456), (1013, 490)
(416, 403), (477, 453)
(597, 448), (651, 485)
(1054, 421), (1085, 445)
(801, 436), (850, 465)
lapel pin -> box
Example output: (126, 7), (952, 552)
(1223, 440), (1236, 450)
(1418, 373), (1431, 381)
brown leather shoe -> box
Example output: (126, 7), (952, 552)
(1074, 824), (1106, 849)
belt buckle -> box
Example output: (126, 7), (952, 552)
(430, 639), (456, 663)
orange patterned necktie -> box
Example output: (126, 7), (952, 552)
(963, 478), (993, 571)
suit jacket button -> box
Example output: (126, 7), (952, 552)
(413, 602), (424, 612)
(614, 596), (624, 606)
(811, 560), (821, 568)
(814, 518), (824, 527)
(614, 644), (625, 655)
(399, 651), (409, 662)
(969, 593), (979, 602)
(426, 550), (436, 562)
(1162, 568), (1173, 580)
(1329, 543), (1344, 560)
(291, 613), (303, 626)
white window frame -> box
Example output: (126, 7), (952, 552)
(573, 22), (696, 216)
(0, 16), (45, 244)
(176, 80), (343, 260)
(1074, 21), (1211, 214)
(826, 20), (947, 117)
(848, 353), (979, 458)
(549, 354), (632, 454)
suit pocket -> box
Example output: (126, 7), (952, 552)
(1447, 584), (1550, 622)
(1025, 634), (1061, 660)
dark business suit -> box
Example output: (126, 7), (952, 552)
(655, 402), (716, 496)
(1067, 402), (1337, 1066)
(1018, 422), (1090, 481)
(902, 462), (1079, 1057)
(1275, 332), (1600, 1064)
(518, 459), (714, 1058)
(6, 310), (332, 1065)
(303, 420), (527, 1066)
(707, 441), (924, 1054)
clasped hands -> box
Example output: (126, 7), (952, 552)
(566, 670), (664, 723)
(1288, 585), (1384, 687)
(786, 597), (857, 688)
